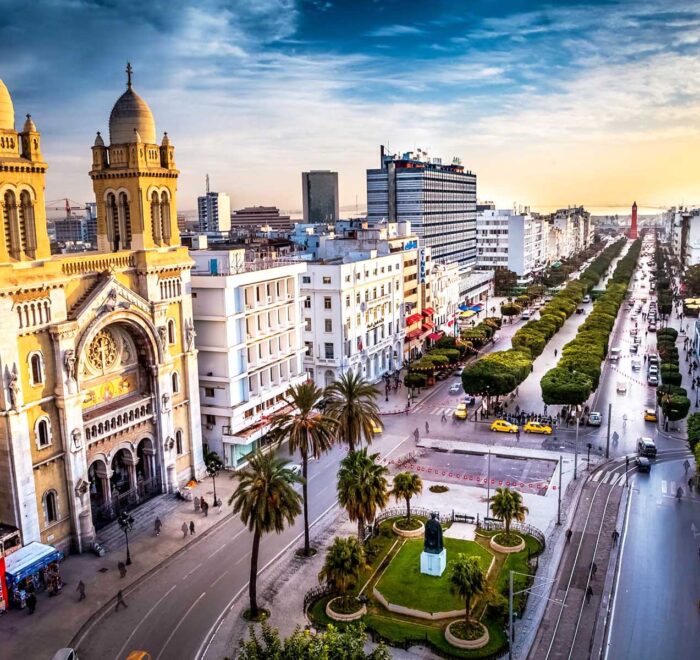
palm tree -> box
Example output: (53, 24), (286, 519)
(391, 471), (423, 523)
(229, 451), (302, 619)
(204, 450), (224, 506)
(318, 536), (366, 607)
(337, 449), (389, 541)
(449, 554), (487, 626)
(270, 381), (337, 556)
(324, 371), (381, 452)
(489, 487), (529, 540)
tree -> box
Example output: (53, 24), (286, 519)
(391, 471), (423, 523)
(684, 264), (700, 296)
(318, 536), (365, 607)
(449, 554), (487, 627)
(494, 268), (517, 295)
(337, 449), (389, 541)
(270, 381), (337, 556)
(500, 303), (521, 317)
(541, 367), (593, 406)
(489, 487), (529, 540)
(204, 450), (224, 507)
(237, 623), (391, 660)
(325, 371), (381, 452)
(229, 451), (302, 619)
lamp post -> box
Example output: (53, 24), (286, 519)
(117, 512), (135, 566)
(573, 412), (580, 480)
(485, 450), (492, 519)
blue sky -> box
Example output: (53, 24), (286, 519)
(2, 0), (699, 213)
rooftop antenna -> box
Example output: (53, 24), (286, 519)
(206, 173), (210, 195)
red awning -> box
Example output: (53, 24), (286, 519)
(406, 313), (422, 325)
(428, 332), (444, 341)
(422, 321), (435, 330)
(447, 319), (454, 326)
(405, 328), (421, 340)
(422, 307), (435, 316)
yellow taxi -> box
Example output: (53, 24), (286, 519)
(453, 403), (468, 420)
(370, 419), (383, 434)
(523, 421), (552, 435)
(643, 409), (657, 422)
(490, 419), (518, 433)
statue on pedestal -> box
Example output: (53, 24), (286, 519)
(420, 512), (447, 576)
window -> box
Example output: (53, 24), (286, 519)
(205, 414), (216, 425)
(324, 343), (335, 359)
(172, 371), (180, 393)
(323, 297), (332, 310)
(356, 292), (361, 304)
(29, 352), (44, 385)
(324, 319), (333, 332)
(204, 387), (215, 398)
(304, 296), (311, 309)
(176, 430), (183, 455)
(304, 341), (313, 355)
(36, 417), (51, 448)
(345, 295), (350, 307)
(322, 276), (331, 284)
(167, 319), (176, 345)
(43, 490), (58, 525)
(304, 317), (312, 332)
(302, 276), (311, 284)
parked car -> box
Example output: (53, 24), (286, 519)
(637, 436), (657, 457)
(588, 411), (602, 426)
(490, 419), (518, 433)
(648, 354), (659, 366)
(449, 382), (462, 394)
(453, 403), (468, 420)
(648, 364), (659, 375)
(630, 343), (639, 354)
(648, 373), (659, 386)
(523, 421), (552, 435)
(648, 323), (657, 332)
(635, 456), (651, 473)
(609, 347), (622, 361)
(289, 463), (302, 476)
(644, 408), (657, 422)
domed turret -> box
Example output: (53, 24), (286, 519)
(22, 113), (36, 132)
(94, 131), (104, 147)
(108, 64), (156, 145)
(0, 79), (15, 130)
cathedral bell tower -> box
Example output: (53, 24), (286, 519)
(90, 63), (179, 252)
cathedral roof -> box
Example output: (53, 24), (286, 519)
(108, 66), (156, 145)
(0, 79), (15, 131)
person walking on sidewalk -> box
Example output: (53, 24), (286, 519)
(154, 517), (162, 536)
(26, 592), (37, 615)
(118, 561), (127, 579)
(76, 580), (86, 601)
(590, 561), (598, 578)
(217, 499), (223, 514)
(115, 589), (128, 611)
(413, 428), (419, 441)
(565, 529), (572, 543)
(189, 520), (195, 535)
(586, 585), (593, 604)
(181, 521), (188, 538)
(202, 499), (209, 517)
(612, 529), (620, 546)
(425, 421), (430, 435)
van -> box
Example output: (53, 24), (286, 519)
(637, 437), (657, 457)
(521, 310), (531, 320)
(582, 294), (591, 303)
(609, 347), (621, 361)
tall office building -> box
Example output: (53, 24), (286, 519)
(302, 170), (339, 224)
(197, 177), (231, 233)
(367, 146), (477, 267)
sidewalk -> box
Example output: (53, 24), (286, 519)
(0, 473), (239, 660)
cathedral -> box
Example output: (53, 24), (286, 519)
(0, 66), (204, 553)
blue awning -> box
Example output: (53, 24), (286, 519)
(458, 304), (469, 311)
(469, 305), (483, 312)
(4, 542), (63, 584)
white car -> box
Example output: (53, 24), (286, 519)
(616, 381), (628, 394)
(631, 358), (641, 371)
(449, 382), (462, 394)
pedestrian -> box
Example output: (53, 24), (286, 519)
(181, 521), (188, 538)
(189, 520), (195, 535)
(26, 592), (37, 615)
(425, 421), (430, 434)
(591, 561), (598, 577)
(217, 499), (223, 514)
(118, 561), (127, 578)
(586, 585), (593, 604)
(154, 517), (162, 536)
(565, 528), (572, 543)
(612, 529), (620, 546)
(441, 412), (447, 423)
(689, 478), (694, 493)
(76, 580), (86, 601)
(115, 589), (128, 611)
(202, 499), (209, 517)
(554, 348), (558, 357)
(414, 428), (419, 441)
(194, 496), (200, 513)
(516, 428), (521, 441)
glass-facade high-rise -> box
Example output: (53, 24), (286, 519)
(302, 170), (339, 224)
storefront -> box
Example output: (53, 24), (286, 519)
(4, 542), (64, 608)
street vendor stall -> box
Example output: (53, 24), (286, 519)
(4, 542), (64, 608)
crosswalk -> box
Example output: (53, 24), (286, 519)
(591, 468), (624, 486)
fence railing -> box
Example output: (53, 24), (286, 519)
(476, 520), (546, 551)
(303, 583), (336, 615)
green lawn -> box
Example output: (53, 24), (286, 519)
(375, 538), (493, 614)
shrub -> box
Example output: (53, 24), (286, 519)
(404, 372), (427, 388)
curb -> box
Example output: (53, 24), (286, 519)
(69, 510), (234, 651)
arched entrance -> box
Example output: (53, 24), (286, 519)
(88, 459), (111, 530)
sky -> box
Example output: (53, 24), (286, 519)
(2, 0), (700, 215)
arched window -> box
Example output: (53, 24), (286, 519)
(172, 370), (180, 394)
(19, 191), (36, 258)
(167, 319), (176, 345)
(106, 193), (119, 251)
(151, 191), (161, 245)
(118, 192), (132, 250)
(29, 352), (44, 385)
(36, 417), (51, 448)
(3, 190), (21, 259)
(43, 490), (58, 525)
(160, 191), (171, 243)
(176, 429), (183, 455)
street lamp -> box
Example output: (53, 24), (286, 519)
(117, 512), (135, 566)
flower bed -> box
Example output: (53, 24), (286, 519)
(445, 620), (489, 649)
(325, 596), (366, 622)
(490, 532), (525, 554)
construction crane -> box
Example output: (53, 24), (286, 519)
(46, 198), (90, 220)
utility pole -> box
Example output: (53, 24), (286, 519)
(574, 413), (580, 480)
(605, 402), (612, 458)
(509, 570), (514, 660)
(486, 450), (492, 519)
(557, 454), (562, 526)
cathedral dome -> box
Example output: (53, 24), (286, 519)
(0, 79), (15, 131)
(108, 71), (156, 145)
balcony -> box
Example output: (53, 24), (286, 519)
(84, 395), (156, 444)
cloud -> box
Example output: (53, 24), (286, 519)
(366, 24), (424, 37)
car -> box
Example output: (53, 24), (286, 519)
(523, 421), (552, 434)
(616, 381), (627, 393)
(637, 436), (657, 457)
(631, 358), (641, 370)
(449, 382), (462, 394)
(454, 403), (468, 420)
(588, 411), (602, 426)
(648, 364), (659, 375)
(521, 310), (531, 320)
(647, 373), (659, 386)
(609, 347), (622, 361)
(635, 456), (651, 473)
(491, 419), (518, 433)
(630, 327), (638, 336)
(582, 294), (591, 303)
(370, 420), (383, 434)
(436, 370), (450, 381)
(648, 354), (659, 366)
(644, 408), (657, 422)
(289, 463), (302, 476)
(648, 323), (657, 332)
(630, 343), (639, 353)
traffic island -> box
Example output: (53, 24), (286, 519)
(445, 620), (490, 649)
(489, 532), (525, 554)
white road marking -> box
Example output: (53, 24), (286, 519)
(209, 570), (230, 589)
(608, 473), (621, 487)
(602, 472), (611, 484)
(592, 471), (603, 482)
(181, 561), (203, 581)
(156, 591), (207, 660)
(207, 543), (227, 560)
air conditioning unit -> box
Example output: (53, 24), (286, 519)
(205, 424), (214, 430)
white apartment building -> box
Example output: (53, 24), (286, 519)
(301, 252), (404, 387)
(197, 190), (232, 233)
(671, 208), (700, 268)
(431, 262), (461, 336)
(476, 209), (548, 280)
(546, 207), (593, 261)
(191, 248), (307, 469)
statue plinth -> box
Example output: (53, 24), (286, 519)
(420, 548), (447, 576)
